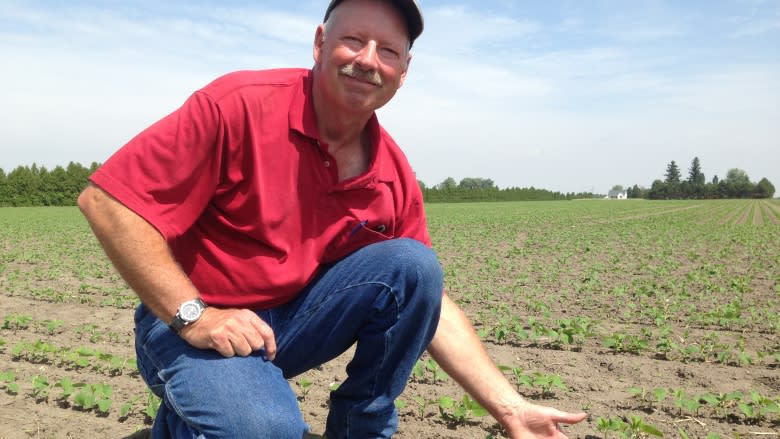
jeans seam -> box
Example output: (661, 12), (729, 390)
(344, 284), (400, 437)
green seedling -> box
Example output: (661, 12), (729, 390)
(604, 332), (648, 354)
(595, 416), (626, 439)
(411, 395), (436, 419)
(532, 372), (567, 398)
(120, 395), (141, 419)
(498, 365), (532, 392)
(0, 371), (19, 395)
(296, 377), (313, 401)
(144, 390), (161, 420)
(438, 394), (487, 425)
(425, 359), (448, 383)
(31, 375), (51, 401)
(2, 313), (33, 331)
(627, 386), (667, 411)
(40, 319), (64, 334)
(54, 377), (81, 402)
(625, 414), (663, 437)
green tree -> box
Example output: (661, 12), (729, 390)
(664, 161), (681, 184)
(458, 177), (496, 190)
(437, 177), (457, 191)
(756, 178), (775, 199)
(687, 157), (705, 185)
(663, 161), (681, 198)
(686, 157), (705, 199)
(725, 168), (750, 185)
(725, 168), (753, 198)
(648, 179), (667, 200)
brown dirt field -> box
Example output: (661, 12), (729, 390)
(1, 203), (778, 439)
(2, 292), (777, 439)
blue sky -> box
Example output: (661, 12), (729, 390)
(1, 0), (778, 194)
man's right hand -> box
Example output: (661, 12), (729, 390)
(180, 308), (277, 359)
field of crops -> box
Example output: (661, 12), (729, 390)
(1, 199), (778, 438)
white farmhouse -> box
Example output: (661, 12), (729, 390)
(608, 190), (628, 199)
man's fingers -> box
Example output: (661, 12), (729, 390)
(554, 411), (588, 425)
(249, 314), (277, 360)
(181, 307), (277, 359)
(230, 336), (254, 357)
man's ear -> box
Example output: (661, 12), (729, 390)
(313, 24), (326, 64)
(398, 53), (412, 88)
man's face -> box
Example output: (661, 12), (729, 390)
(313, 0), (411, 115)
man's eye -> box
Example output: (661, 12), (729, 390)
(380, 48), (399, 59)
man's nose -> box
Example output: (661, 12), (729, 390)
(354, 40), (379, 71)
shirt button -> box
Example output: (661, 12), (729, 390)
(324, 161), (331, 168)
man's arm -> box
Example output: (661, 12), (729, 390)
(77, 183), (275, 358)
(427, 295), (587, 438)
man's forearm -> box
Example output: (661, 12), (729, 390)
(427, 295), (524, 421)
(78, 184), (200, 323)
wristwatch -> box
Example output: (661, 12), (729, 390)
(169, 298), (207, 334)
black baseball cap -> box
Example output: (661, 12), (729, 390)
(323, 0), (424, 48)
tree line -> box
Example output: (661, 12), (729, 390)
(1, 159), (774, 207)
(0, 162), (99, 207)
(621, 157), (775, 200)
(419, 177), (596, 203)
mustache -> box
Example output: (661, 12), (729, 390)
(339, 63), (382, 86)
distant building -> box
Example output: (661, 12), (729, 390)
(607, 190), (628, 199)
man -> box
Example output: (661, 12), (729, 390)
(78, 0), (587, 437)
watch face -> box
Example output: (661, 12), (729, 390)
(180, 302), (202, 321)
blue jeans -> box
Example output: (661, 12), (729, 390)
(134, 238), (443, 438)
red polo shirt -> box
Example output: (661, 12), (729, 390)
(90, 68), (431, 309)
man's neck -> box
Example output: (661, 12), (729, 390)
(312, 76), (373, 154)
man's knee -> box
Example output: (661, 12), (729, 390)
(161, 356), (308, 438)
(376, 239), (443, 316)
(380, 238), (443, 289)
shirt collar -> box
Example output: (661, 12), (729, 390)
(288, 70), (396, 185)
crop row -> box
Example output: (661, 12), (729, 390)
(3, 337), (137, 376)
(0, 369), (159, 422)
(472, 314), (779, 368)
(3, 313), (132, 346)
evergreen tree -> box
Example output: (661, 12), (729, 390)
(664, 161), (681, 183)
(687, 157), (705, 185)
(686, 157), (705, 198)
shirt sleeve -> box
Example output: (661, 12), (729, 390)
(89, 91), (226, 240)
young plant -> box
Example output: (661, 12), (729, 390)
(532, 373), (567, 398)
(438, 394), (488, 425)
(296, 377), (313, 401)
(595, 416), (627, 439)
(144, 390), (161, 420)
(2, 313), (33, 331)
(624, 414), (663, 437)
(54, 377), (81, 403)
(411, 395), (436, 419)
(30, 375), (51, 401)
(0, 371), (19, 395)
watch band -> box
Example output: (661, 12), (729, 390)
(169, 298), (206, 334)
